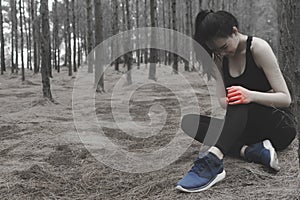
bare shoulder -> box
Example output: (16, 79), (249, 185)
(250, 37), (277, 69)
(250, 37), (272, 54)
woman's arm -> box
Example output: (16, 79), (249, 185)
(236, 37), (291, 108)
(212, 54), (228, 109)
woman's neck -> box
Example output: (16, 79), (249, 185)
(235, 33), (248, 55)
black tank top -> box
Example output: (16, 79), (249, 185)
(222, 36), (272, 92)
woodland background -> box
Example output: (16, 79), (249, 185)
(0, 0), (299, 199)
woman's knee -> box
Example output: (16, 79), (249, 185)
(181, 114), (202, 138)
(273, 128), (297, 151)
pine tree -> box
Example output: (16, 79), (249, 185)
(148, 0), (157, 80)
(94, 0), (104, 92)
(0, 0), (5, 74)
(86, 0), (93, 73)
(135, 0), (140, 68)
(124, 0), (132, 85)
(40, 0), (52, 100)
(65, 0), (72, 76)
(72, 0), (77, 72)
(32, 0), (40, 73)
(14, 0), (18, 73)
(112, 0), (120, 71)
(19, 0), (25, 81)
(171, 0), (178, 73)
(52, 0), (59, 72)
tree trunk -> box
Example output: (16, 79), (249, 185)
(19, 0), (25, 81)
(112, 0), (120, 71)
(27, 0), (32, 70)
(72, 0), (77, 72)
(0, 0), (5, 74)
(23, 0), (29, 69)
(277, 0), (300, 165)
(94, 0), (104, 92)
(25, 0), (32, 70)
(57, 44), (60, 73)
(171, 0), (178, 74)
(144, 0), (148, 65)
(149, 0), (157, 80)
(52, 0), (59, 71)
(184, 0), (192, 72)
(162, 0), (168, 65)
(167, 0), (172, 65)
(291, 0), (300, 166)
(14, 0), (18, 73)
(135, 0), (140, 69)
(76, 2), (81, 68)
(65, 0), (72, 76)
(40, 0), (52, 100)
(32, 0), (40, 73)
(10, 0), (15, 73)
(86, 0), (93, 73)
(124, 0), (132, 85)
(63, 20), (68, 66)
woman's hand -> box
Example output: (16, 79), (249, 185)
(226, 86), (252, 105)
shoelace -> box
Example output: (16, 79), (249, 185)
(190, 155), (213, 177)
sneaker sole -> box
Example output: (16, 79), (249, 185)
(263, 140), (280, 171)
(175, 170), (226, 193)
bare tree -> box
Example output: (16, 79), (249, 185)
(32, 0), (40, 73)
(23, 0), (30, 70)
(184, 0), (192, 72)
(86, 0), (93, 73)
(14, 0), (18, 73)
(162, 0), (168, 65)
(148, 0), (157, 80)
(112, 0), (120, 71)
(40, 0), (52, 100)
(277, 0), (300, 164)
(52, 0), (60, 72)
(76, 0), (81, 68)
(167, 0), (172, 65)
(19, 0), (25, 81)
(171, 0), (178, 73)
(65, 0), (72, 76)
(143, 0), (148, 65)
(135, 0), (140, 68)
(72, 0), (77, 72)
(124, 0), (132, 85)
(0, 0), (5, 74)
(94, 0), (104, 92)
(10, 0), (18, 73)
(295, 0), (300, 170)
(10, 0), (15, 73)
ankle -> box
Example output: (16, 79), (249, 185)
(208, 146), (224, 160)
(240, 145), (248, 158)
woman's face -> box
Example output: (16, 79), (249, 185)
(206, 33), (239, 57)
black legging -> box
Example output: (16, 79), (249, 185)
(181, 103), (297, 157)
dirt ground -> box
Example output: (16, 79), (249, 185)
(0, 65), (299, 200)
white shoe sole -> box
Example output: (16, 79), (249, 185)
(175, 170), (226, 193)
(263, 140), (280, 171)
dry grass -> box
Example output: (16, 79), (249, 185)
(0, 66), (299, 200)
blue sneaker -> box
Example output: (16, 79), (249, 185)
(176, 152), (226, 193)
(244, 140), (280, 171)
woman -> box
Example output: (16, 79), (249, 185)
(176, 10), (297, 193)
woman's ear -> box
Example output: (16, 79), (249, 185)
(232, 26), (238, 35)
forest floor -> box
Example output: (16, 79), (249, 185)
(0, 64), (299, 200)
